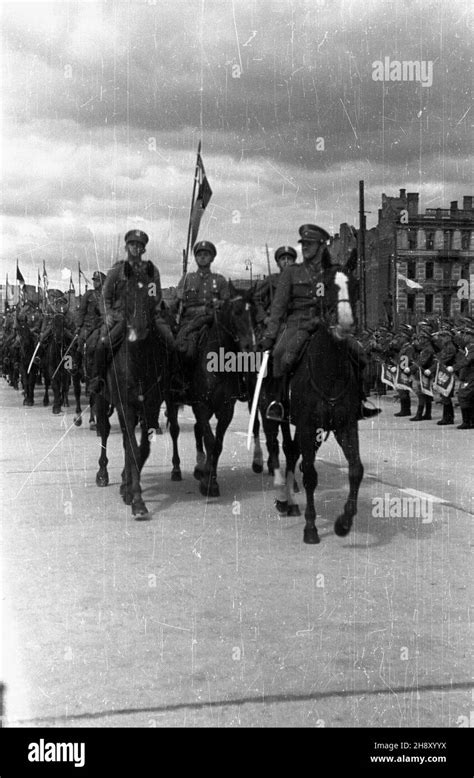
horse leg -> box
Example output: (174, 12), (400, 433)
(206, 401), (235, 497)
(123, 408), (149, 519)
(193, 421), (206, 480)
(95, 394), (111, 487)
(262, 416), (287, 512)
(51, 374), (62, 414)
(283, 428), (300, 517)
(89, 392), (97, 431)
(166, 400), (182, 481)
(251, 408), (264, 473)
(298, 425), (321, 544)
(282, 420), (299, 493)
(73, 373), (82, 426)
(333, 425), (364, 537)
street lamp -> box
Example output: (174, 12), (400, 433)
(245, 259), (253, 285)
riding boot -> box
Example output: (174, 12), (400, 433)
(456, 408), (473, 429)
(422, 397), (432, 420)
(394, 396), (411, 417)
(410, 397), (425, 421)
(437, 401), (454, 425)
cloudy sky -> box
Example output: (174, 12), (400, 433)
(1, 0), (472, 289)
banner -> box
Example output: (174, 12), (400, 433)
(189, 151), (213, 248)
(380, 363), (396, 388)
(419, 367), (434, 397)
(433, 363), (455, 397)
(16, 262), (25, 286)
(395, 366), (416, 394)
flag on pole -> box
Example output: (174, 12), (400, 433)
(16, 261), (25, 286)
(79, 264), (91, 286)
(397, 272), (423, 290)
(189, 151), (213, 249)
(69, 273), (75, 294)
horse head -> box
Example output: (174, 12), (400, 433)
(216, 282), (257, 353)
(122, 262), (156, 343)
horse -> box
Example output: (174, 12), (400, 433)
(284, 270), (364, 544)
(45, 310), (73, 414)
(183, 284), (255, 497)
(15, 309), (42, 406)
(94, 265), (180, 519)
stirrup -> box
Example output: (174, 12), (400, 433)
(266, 401), (285, 422)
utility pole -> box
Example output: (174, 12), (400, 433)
(358, 180), (367, 329)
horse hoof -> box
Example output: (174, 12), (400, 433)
(287, 504), (301, 517)
(132, 502), (150, 520)
(334, 515), (353, 537)
(171, 470), (182, 482)
(194, 466), (204, 481)
(252, 462), (263, 474)
(304, 527), (320, 544)
(293, 480), (300, 494)
(52, 406), (61, 415)
(275, 499), (288, 514)
(267, 465), (275, 476)
(89, 421), (96, 430)
(96, 473), (109, 487)
(200, 480), (220, 498)
(22, 398), (27, 406)
(74, 416), (82, 427)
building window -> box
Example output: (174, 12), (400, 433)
(425, 294), (433, 313)
(442, 263), (452, 282)
(407, 260), (416, 279)
(443, 295), (451, 316)
(425, 261), (434, 279)
(407, 230), (417, 249)
(426, 231), (435, 250)
(461, 232), (471, 250)
(443, 231), (452, 250)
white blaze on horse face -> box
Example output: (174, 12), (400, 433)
(334, 272), (353, 330)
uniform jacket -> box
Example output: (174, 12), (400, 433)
(174, 270), (229, 317)
(75, 289), (103, 335)
(456, 340), (474, 382)
(263, 259), (350, 345)
(102, 260), (162, 322)
(434, 340), (457, 368)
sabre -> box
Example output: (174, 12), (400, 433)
(27, 340), (41, 374)
(247, 350), (270, 450)
(51, 334), (78, 380)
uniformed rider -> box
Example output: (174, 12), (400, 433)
(260, 224), (381, 422)
(253, 245), (297, 327)
(74, 271), (106, 365)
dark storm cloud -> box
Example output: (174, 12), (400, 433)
(3, 0), (471, 167)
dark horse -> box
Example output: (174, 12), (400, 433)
(15, 309), (41, 406)
(282, 270), (364, 544)
(95, 266), (180, 519)
(47, 311), (72, 414)
(187, 285), (255, 497)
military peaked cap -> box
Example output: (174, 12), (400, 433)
(298, 224), (331, 243)
(193, 241), (217, 257)
(125, 229), (149, 246)
(274, 245), (297, 262)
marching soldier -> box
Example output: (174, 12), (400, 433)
(89, 229), (176, 394)
(432, 326), (457, 425)
(260, 224), (381, 421)
(454, 319), (474, 429)
(409, 323), (435, 421)
(392, 325), (416, 417)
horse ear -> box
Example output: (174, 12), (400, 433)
(124, 261), (132, 278)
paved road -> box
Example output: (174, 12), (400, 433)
(0, 380), (472, 728)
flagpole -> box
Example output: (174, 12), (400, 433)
(183, 140), (202, 276)
(265, 244), (273, 303)
(78, 261), (82, 301)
